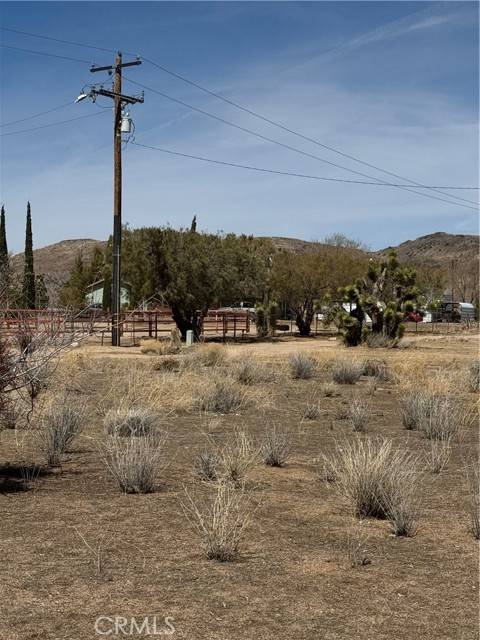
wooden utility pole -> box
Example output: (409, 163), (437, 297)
(89, 53), (143, 346)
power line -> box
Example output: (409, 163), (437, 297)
(142, 56), (479, 204)
(124, 76), (479, 211)
(129, 141), (479, 205)
(0, 43), (93, 64)
(1, 101), (74, 127)
(0, 110), (108, 137)
(2, 25), (478, 206)
(0, 26), (119, 55)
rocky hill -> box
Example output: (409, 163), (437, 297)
(380, 232), (478, 267)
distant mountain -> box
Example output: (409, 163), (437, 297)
(10, 232), (477, 303)
(379, 232), (478, 267)
(11, 239), (107, 304)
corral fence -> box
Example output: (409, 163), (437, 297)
(0, 308), (253, 345)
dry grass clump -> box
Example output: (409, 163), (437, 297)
(399, 389), (435, 431)
(183, 344), (226, 369)
(193, 449), (221, 481)
(231, 357), (270, 385)
(140, 339), (181, 356)
(422, 395), (466, 441)
(465, 463), (480, 539)
(196, 377), (246, 414)
(38, 400), (84, 466)
(328, 438), (420, 536)
(467, 360), (480, 393)
(331, 357), (363, 385)
(181, 481), (253, 561)
(221, 430), (259, 484)
(319, 381), (341, 397)
(347, 397), (371, 433)
(261, 425), (291, 467)
(425, 438), (452, 474)
(151, 356), (181, 372)
(302, 402), (322, 420)
(289, 353), (316, 380)
(103, 407), (157, 437)
(363, 359), (390, 382)
(344, 522), (371, 567)
(101, 433), (167, 493)
(365, 333), (397, 349)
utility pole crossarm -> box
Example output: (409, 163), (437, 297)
(90, 58), (142, 73)
(95, 88), (144, 104)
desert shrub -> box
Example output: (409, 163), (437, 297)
(319, 381), (341, 397)
(193, 449), (221, 481)
(140, 339), (181, 356)
(101, 433), (167, 494)
(231, 357), (270, 385)
(399, 389), (434, 431)
(317, 454), (337, 483)
(104, 407), (157, 437)
(261, 425), (291, 467)
(183, 344), (226, 369)
(196, 377), (245, 414)
(345, 523), (371, 567)
(365, 333), (397, 349)
(364, 378), (377, 397)
(221, 430), (259, 485)
(425, 438), (452, 474)
(151, 356), (180, 372)
(289, 353), (316, 380)
(422, 395), (465, 441)
(302, 402), (321, 420)
(38, 402), (84, 465)
(347, 397), (371, 433)
(0, 401), (17, 430)
(363, 359), (390, 382)
(181, 482), (253, 561)
(465, 464), (480, 539)
(328, 438), (420, 535)
(331, 358), (363, 385)
(468, 361), (480, 393)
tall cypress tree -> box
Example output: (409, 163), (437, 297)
(22, 201), (36, 309)
(0, 205), (7, 264)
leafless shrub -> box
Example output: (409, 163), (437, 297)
(151, 356), (180, 372)
(140, 339), (181, 356)
(289, 353), (316, 380)
(425, 437), (452, 474)
(193, 449), (221, 481)
(319, 382), (341, 397)
(327, 438), (420, 535)
(231, 357), (270, 385)
(363, 359), (390, 382)
(104, 407), (157, 437)
(221, 430), (259, 485)
(347, 397), (371, 433)
(467, 360), (480, 393)
(364, 378), (377, 397)
(317, 454), (337, 483)
(183, 344), (226, 369)
(365, 333), (397, 349)
(399, 389), (434, 431)
(101, 433), (167, 494)
(465, 463), (480, 539)
(181, 482), (254, 562)
(261, 425), (291, 467)
(331, 357), (363, 385)
(302, 402), (321, 420)
(38, 401), (84, 465)
(0, 401), (17, 429)
(422, 395), (466, 441)
(196, 377), (246, 414)
(344, 522), (371, 567)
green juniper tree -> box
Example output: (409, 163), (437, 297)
(22, 202), (36, 309)
(35, 274), (49, 308)
(0, 205), (10, 304)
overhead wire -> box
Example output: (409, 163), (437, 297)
(0, 110), (108, 136)
(0, 43), (93, 64)
(2, 25), (478, 207)
(129, 141), (480, 201)
(1, 101), (75, 127)
(124, 76), (478, 211)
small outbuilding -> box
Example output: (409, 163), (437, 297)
(85, 279), (131, 308)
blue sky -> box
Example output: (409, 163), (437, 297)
(1, 1), (478, 253)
